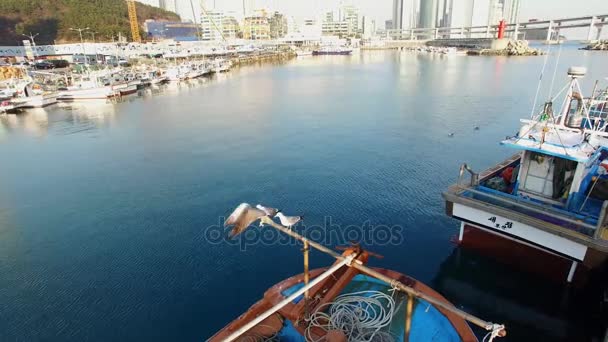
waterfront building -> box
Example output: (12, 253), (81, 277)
(269, 12), (288, 39)
(287, 16), (299, 35)
(222, 15), (241, 40)
(280, 18), (322, 46)
(302, 18), (322, 37)
(488, 0), (520, 26)
(322, 21), (349, 38)
(471, 0), (490, 27)
(243, 15), (270, 40)
(340, 4), (360, 36)
(144, 20), (198, 40)
(392, 0), (404, 30)
(200, 10), (224, 41)
(321, 4), (361, 38)
(418, 0), (437, 28)
(392, 0), (418, 31)
(200, 8), (240, 41)
(449, 0), (474, 27)
(362, 16), (376, 38)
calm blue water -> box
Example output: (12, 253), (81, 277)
(1, 47), (607, 341)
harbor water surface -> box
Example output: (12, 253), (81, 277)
(1, 47), (608, 341)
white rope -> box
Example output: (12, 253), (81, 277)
(482, 324), (506, 342)
(222, 256), (354, 342)
(305, 290), (396, 342)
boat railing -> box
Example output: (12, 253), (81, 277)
(461, 186), (598, 235)
(458, 163), (479, 187)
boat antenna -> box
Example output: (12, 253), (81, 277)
(547, 42), (563, 98)
(529, 42), (553, 118)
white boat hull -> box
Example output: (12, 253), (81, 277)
(58, 87), (118, 101)
(21, 94), (59, 108)
(452, 203), (588, 261)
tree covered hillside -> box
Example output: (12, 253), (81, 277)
(0, 0), (180, 45)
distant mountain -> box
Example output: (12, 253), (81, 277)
(0, 0), (180, 46)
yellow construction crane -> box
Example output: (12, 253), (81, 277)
(126, 0), (142, 43)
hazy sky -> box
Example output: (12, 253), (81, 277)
(174, 0), (606, 38)
(194, 0), (607, 22)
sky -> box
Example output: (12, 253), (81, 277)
(171, 0), (607, 38)
(188, 0), (607, 22)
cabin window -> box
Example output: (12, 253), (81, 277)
(519, 152), (576, 201)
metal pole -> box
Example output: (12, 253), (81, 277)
(546, 21), (553, 42)
(587, 16), (596, 41)
(259, 216), (506, 336)
(303, 240), (310, 319)
(404, 294), (413, 342)
(223, 256), (353, 342)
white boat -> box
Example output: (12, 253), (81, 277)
(151, 75), (167, 85)
(58, 86), (119, 101)
(165, 66), (187, 82)
(443, 67), (608, 283)
(295, 50), (313, 57)
(57, 75), (121, 101)
(212, 59), (232, 73)
(20, 93), (59, 108)
(0, 98), (15, 113)
(19, 83), (59, 108)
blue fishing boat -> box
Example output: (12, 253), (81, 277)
(443, 67), (608, 283)
(209, 204), (506, 342)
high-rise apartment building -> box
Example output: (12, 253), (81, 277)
(269, 12), (288, 39)
(418, 0), (438, 28)
(488, 0), (520, 25)
(200, 10), (224, 41)
(243, 15), (270, 40)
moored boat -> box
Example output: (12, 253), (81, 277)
(295, 49), (313, 57)
(19, 83), (59, 108)
(212, 59), (232, 73)
(312, 46), (353, 56)
(209, 204), (506, 342)
(0, 98), (15, 113)
(443, 67), (608, 283)
(57, 86), (119, 101)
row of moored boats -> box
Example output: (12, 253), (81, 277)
(0, 59), (233, 112)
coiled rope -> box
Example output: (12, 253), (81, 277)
(305, 290), (396, 342)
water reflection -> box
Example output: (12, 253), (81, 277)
(0, 110), (48, 137)
(433, 248), (602, 341)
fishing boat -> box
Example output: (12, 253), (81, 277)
(209, 204), (506, 342)
(19, 83), (59, 108)
(165, 65), (187, 82)
(312, 46), (353, 56)
(0, 98), (15, 113)
(295, 49), (313, 57)
(443, 67), (608, 283)
(57, 86), (119, 101)
(212, 59), (232, 73)
(57, 75), (120, 102)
